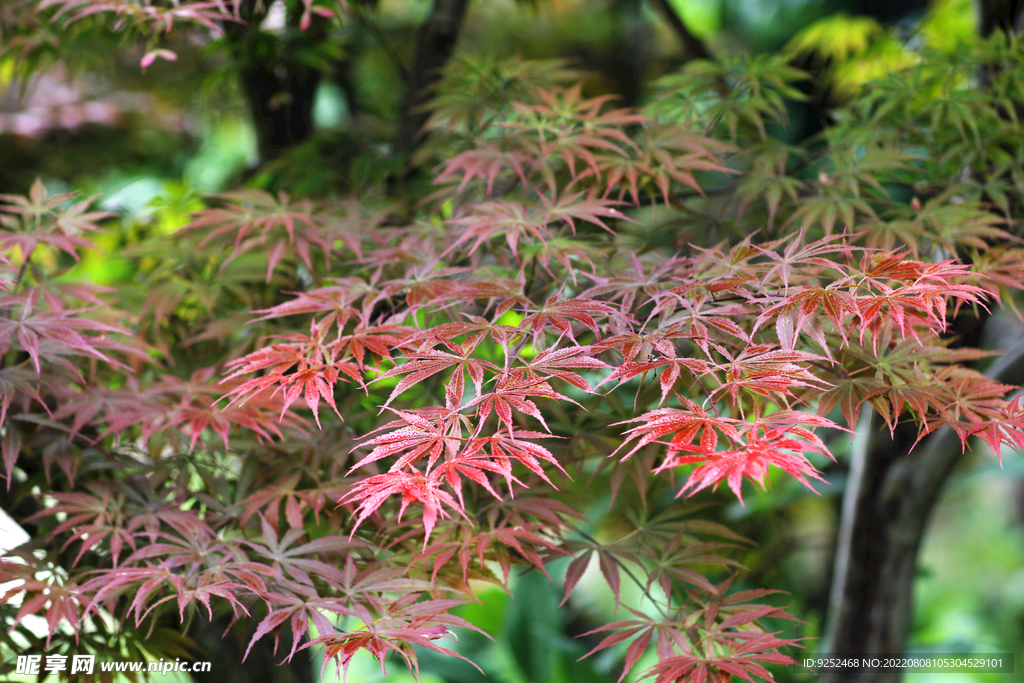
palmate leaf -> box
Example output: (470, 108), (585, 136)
(0, 366), (44, 430)
(349, 408), (468, 473)
(4, 573), (86, 646)
(953, 395), (1024, 461)
(238, 476), (345, 530)
(636, 636), (800, 683)
(464, 428), (567, 484)
(516, 344), (607, 391)
(538, 191), (632, 233)
(755, 284), (860, 352)
(520, 296), (619, 344)
(599, 356), (710, 405)
(250, 279), (376, 327)
(434, 143), (532, 194)
(580, 575), (801, 683)
(445, 200), (556, 260)
(615, 401), (744, 461)
(373, 263), (465, 310)
(519, 236), (603, 283)
(921, 371), (1024, 454)
(220, 319), (369, 426)
(445, 193), (628, 261)
(244, 596), (353, 663)
(78, 563), (250, 630)
(433, 451), (516, 509)
(578, 608), (691, 683)
(467, 373), (572, 435)
(816, 375), (888, 431)
(561, 537), (641, 610)
(183, 189), (329, 281)
(643, 538), (738, 599)
(415, 520), (556, 587)
(245, 516), (362, 587)
(658, 427), (834, 505)
(310, 597), (485, 683)
(659, 297), (751, 354)
(580, 252), (675, 313)
(333, 557), (437, 609)
(592, 318), (695, 361)
(446, 279), (532, 318)
(169, 389), (307, 451)
(709, 344), (829, 408)
(340, 471), (467, 548)
(406, 315), (521, 348)
(584, 126), (734, 205)
(788, 188), (875, 234)
(375, 336), (499, 408)
(26, 487), (136, 567)
(0, 178), (113, 260)
(756, 231), (854, 291)
(506, 84), (646, 180)
(334, 323), (413, 370)
(854, 260), (988, 344)
(0, 297), (134, 373)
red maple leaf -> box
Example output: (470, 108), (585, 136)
(520, 296), (619, 344)
(375, 336), (498, 409)
(221, 319), (365, 427)
(350, 409), (469, 473)
(340, 471), (466, 548)
(464, 428), (567, 485)
(467, 372), (572, 434)
(661, 428), (833, 504)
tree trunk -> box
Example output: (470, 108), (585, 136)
(977, 0), (1024, 36)
(226, 0), (326, 165)
(821, 336), (1024, 683)
(392, 0), (471, 159)
(239, 59), (322, 163)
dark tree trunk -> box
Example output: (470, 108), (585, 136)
(226, 0), (327, 165)
(821, 337), (1024, 683)
(239, 59), (322, 163)
(977, 0), (1024, 36)
(392, 0), (471, 159)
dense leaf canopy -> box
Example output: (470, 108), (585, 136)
(2, 2), (1024, 682)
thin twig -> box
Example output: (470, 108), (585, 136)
(350, 6), (409, 81)
(560, 516), (672, 620)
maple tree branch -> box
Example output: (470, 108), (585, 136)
(393, 0), (471, 161)
(651, 0), (712, 61)
(503, 331), (532, 376)
(349, 5), (410, 82)
(13, 246), (35, 289)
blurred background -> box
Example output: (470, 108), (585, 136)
(2, 0), (1023, 682)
